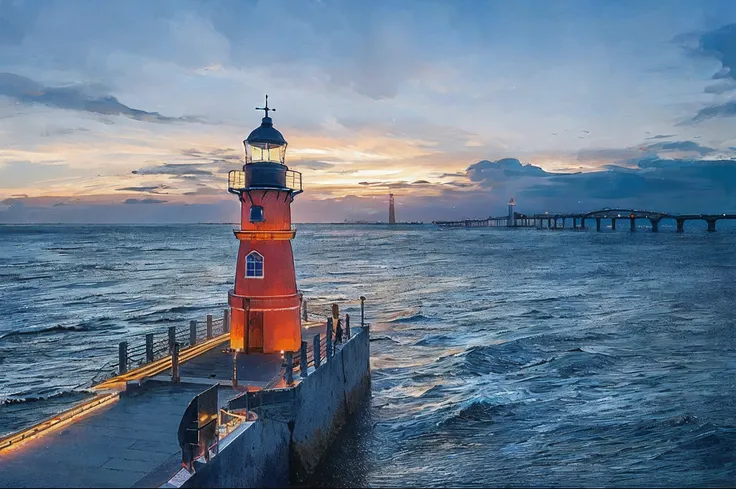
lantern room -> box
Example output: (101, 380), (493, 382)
(244, 95), (287, 164)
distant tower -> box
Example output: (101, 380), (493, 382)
(508, 198), (516, 227)
(389, 193), (396, 224)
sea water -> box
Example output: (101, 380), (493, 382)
(1, 224), (734, 487)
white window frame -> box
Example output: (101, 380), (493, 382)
(245, 251), (264, 279)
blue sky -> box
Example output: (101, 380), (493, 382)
(1, 0), (735, 223)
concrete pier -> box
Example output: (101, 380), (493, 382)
(433, 207), (736, 233)
(0, 313), (370, 489)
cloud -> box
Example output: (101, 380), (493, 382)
(115, 185), (169, 193)
(643, 140), (715, 156)
(123, 198), (167, 204)
(290, 160), (336, 170)
(180, 148), (240, 161)
(697, 23), (736, 82)
(0, 160), (84, 188)
(132, 163), (213, 176)
(183, 186), (220, 196)
(466, 158), (553, 187)
(0, 73), (198, 123)
(645, 134), (676, 140)
(689, 101), (736, 123)
(704, 81), (736, 94)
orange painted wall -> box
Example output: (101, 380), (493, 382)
(229, 188), (301, 353)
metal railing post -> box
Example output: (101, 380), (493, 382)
(189, 320), (197, 346)
(360, 296), (366, 328)
(326, 318), (333, 360)
(300, 341), (308, 378)
(145, 334), (154, 363)
(285, 351), (294, 386)
(118, 341), (128, 375)
(168, 326), (176, 353)
(302, 299), (308, 321)
(171, 343), (180, 383)
(313, 334), (321, 368)
(345, 313), (351, 340)
(206, 315), (213, 339)
(223, 309), (230, 334)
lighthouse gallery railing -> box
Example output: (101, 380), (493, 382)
(228, 169), (302, 194)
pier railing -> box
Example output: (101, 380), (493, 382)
(102, 310), (230, 382)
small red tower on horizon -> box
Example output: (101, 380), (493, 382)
(226, 95), (303, 354)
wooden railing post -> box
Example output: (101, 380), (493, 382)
(189, 320), (197, 346)
(331, 303), (339, 324)
(145, 333), (154, 363)
(326, 318), (333, 360)
(313, 334), (321, 368)
(206, 315), (213, 339)
(345, 314), (351, 340)
(223, 309), (230, 334)
(171, 343), (180, 383)
(285, 351), (294, 386)
(118, 341), (128, 375)
(168, 326), (176, 353)
(300, 341), (308, 378)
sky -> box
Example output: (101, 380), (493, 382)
(1, 0), (736, 223)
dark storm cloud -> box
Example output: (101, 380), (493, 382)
(123, 198), (167, 204)
(0, 73), (198, 123)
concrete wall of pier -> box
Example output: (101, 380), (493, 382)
(178, 326), (371, 488)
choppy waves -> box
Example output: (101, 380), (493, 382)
(1, 224), (735, 486)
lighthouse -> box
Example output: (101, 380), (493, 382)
(226, 96), (303, 354)
(507, 198), (516, 227)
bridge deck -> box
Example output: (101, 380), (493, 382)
(0, 348), (285, 488)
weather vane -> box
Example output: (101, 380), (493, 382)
(255, 94), (275, 118)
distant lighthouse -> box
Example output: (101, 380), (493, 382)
(226, 95), (303, 354)
(508, 198), (516, 227)
(388, 193), (396, 224)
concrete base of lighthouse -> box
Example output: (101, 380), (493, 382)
(228, 290), (301, 353)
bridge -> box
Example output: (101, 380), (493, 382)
(433, 208), (736, 233)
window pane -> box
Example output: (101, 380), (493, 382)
(250, 206), (264, 222)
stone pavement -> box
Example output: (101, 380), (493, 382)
(0, 351), (284, 488)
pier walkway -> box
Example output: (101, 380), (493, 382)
(0, 312), (329, 488)
(0, 349), (283, 488)
(434, 207), (736, 233)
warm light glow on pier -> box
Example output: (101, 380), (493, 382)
(0, 393), (119, 453)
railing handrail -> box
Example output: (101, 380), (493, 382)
(227, 169), (302, 194)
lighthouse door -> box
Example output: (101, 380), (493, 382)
(247, 311), (264, 352)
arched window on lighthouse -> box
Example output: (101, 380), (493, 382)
(246, 251), (264, 278)
(250, 205), (265, 222)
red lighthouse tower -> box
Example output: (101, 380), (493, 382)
(227, 96), (303, 354)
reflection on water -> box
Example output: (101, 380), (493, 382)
(1, 224), (735, 486)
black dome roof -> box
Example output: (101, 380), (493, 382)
(246, 116), (287, 147)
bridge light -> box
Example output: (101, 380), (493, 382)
(617, 214), (621, 217)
